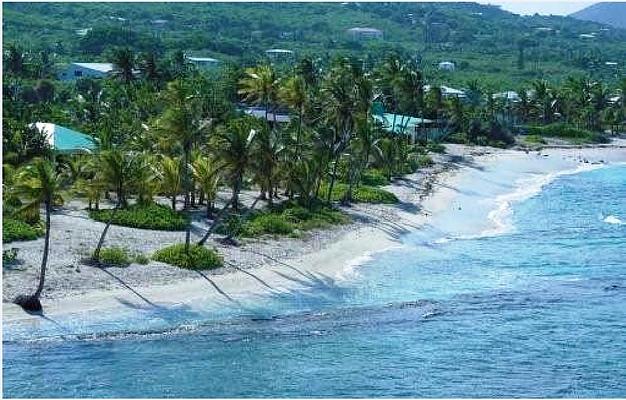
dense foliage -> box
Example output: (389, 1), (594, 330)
(2, 218), (43, 243)
(89, 203), (189, 231)
(153, 244), (223, 270)
(3, 2), (626, 88)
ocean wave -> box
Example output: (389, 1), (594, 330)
(602, 215), (624, 225)
(480, 163), (605, 238)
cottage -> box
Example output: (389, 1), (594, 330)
(438, 61), (455, 71)
(58, 63), (114, 81)
(187, 56), (220, 69)
(265, 49), (295, 64)
(30, 123), (96, 154)
(347, 27), (383, 40)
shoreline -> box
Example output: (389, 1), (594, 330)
(3, 143), (626, 337)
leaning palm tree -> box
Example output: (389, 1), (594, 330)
(12, 158), (65, 312)
(196, 117), (259, 246)
(92, 149), (140, 263)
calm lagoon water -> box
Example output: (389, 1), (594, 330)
(4, 165), (626, 397)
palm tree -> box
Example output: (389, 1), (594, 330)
(192, 156), (221, 218)
(111, 47), (136, 84)
(92, 149), (141, 263)
(158, 156), (182, 211)
(4, 44), (25, 76)
(214, 117), (258, 210)
(532, 79), (554, 125)
(238, 64), (279, 124)
(12, 159), (65, 312)
(156, 79), (208, 253)
(279, 75), (307, 158)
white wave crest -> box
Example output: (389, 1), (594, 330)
(603, 215), (624, 225)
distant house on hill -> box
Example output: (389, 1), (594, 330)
(424, 85), (466, 99)
(265, 49), (295, 64)
(438, 61), (455, 71)
(347, 27), (383, 40)
(58, 63), (114, 81)
(187, 56), (220, 69)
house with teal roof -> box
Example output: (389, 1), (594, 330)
(31, 123), (96, 154)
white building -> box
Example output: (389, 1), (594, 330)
(58, 63), (115, 81)
(438, 61), (455, 71)
(493, 91), (520, 102)
(265, 49), (295, 64)
(347, 27), (383, 40)
(424, 85), (466, 99)
(187, 56), (220, 69)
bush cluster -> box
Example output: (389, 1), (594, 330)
(219, 202), (350, 238)
(94, 246), (150, 267)
(3, 218), (44, 243)
(360, 169), (390, 186)
(153, 244), (223, 270)
(89, 203), (189, 231)
(528, 123), (608, 144)
(323, 183), (399, 204)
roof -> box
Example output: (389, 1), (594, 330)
(493, 91), (520, 101)
(243, 107), (291, 123)
(31, 123), (96, 153)
(187, 57), (219, 63)
(265, 49), (294, 54)
(424, 85), (466, 97)
(71, 63), (115, 73)
(438, 61), (455, 65)
(373, 113), (434, 135)
(348, 27), (382, 33)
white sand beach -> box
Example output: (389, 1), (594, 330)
(3, 142), (626, 335)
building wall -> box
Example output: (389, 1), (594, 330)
(58, 65), (108, 81)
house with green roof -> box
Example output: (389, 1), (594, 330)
(31, 123), (96, 154)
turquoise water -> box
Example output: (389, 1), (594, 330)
(4, 165), (626, 397)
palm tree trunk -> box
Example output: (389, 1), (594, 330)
(34, 200), (52, 298)
(197, 197), (234, 246)
(184, 148), (191, 255)
(326, 151), (341, 204)
(93, 200), (121, 262)
(171, 195), (176, 211)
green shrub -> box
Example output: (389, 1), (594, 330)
(2, 218), (43, 243)
(525, 134), (546, 144)
(96, 247), (131, 267)
(3, 248), (19, 264)
(221, 202), (350, 238)
(245, 213), (296, 236)
(360, 169), (389, 186)
(153, 244), (223, 270)
(413, 154), (434, 168)
(354, 186), (399, 204)
(133, 253), (150, 265)
(426, 142), (446, 153)
(322, 183), (399, 204)
(528, 123), (608, 144)
(89, 203), (188, 231)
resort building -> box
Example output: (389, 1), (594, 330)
(265, 49), (295, 64)
(187, 56), (220, 70)
(30, 122), (96, 154)
(438, 61), (456, 71)
(58, 63), (114, 81)
(493, 91), (521, 102)
(424, 85), (466, 99)
(347, 27), (383, 40)
(243, 106), (291, 124)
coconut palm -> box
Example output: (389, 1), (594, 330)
(238, 64), (279, 124)
(192, 156), (221, 218)
(279, 75), (307, 158)
(111, 47), (136, 84)
(213, 117), (258, 210)
(92, 149), (141, 263)
(158, 156), (182, 211)
(12, 158), (65, 312)
(156, 79), (209, 253)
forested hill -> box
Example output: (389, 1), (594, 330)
(3, 2), (626, 88)
(570, 2), (626, 29)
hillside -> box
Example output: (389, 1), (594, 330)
(571, 2), (626, 29)
(3, 2), (626, 88)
